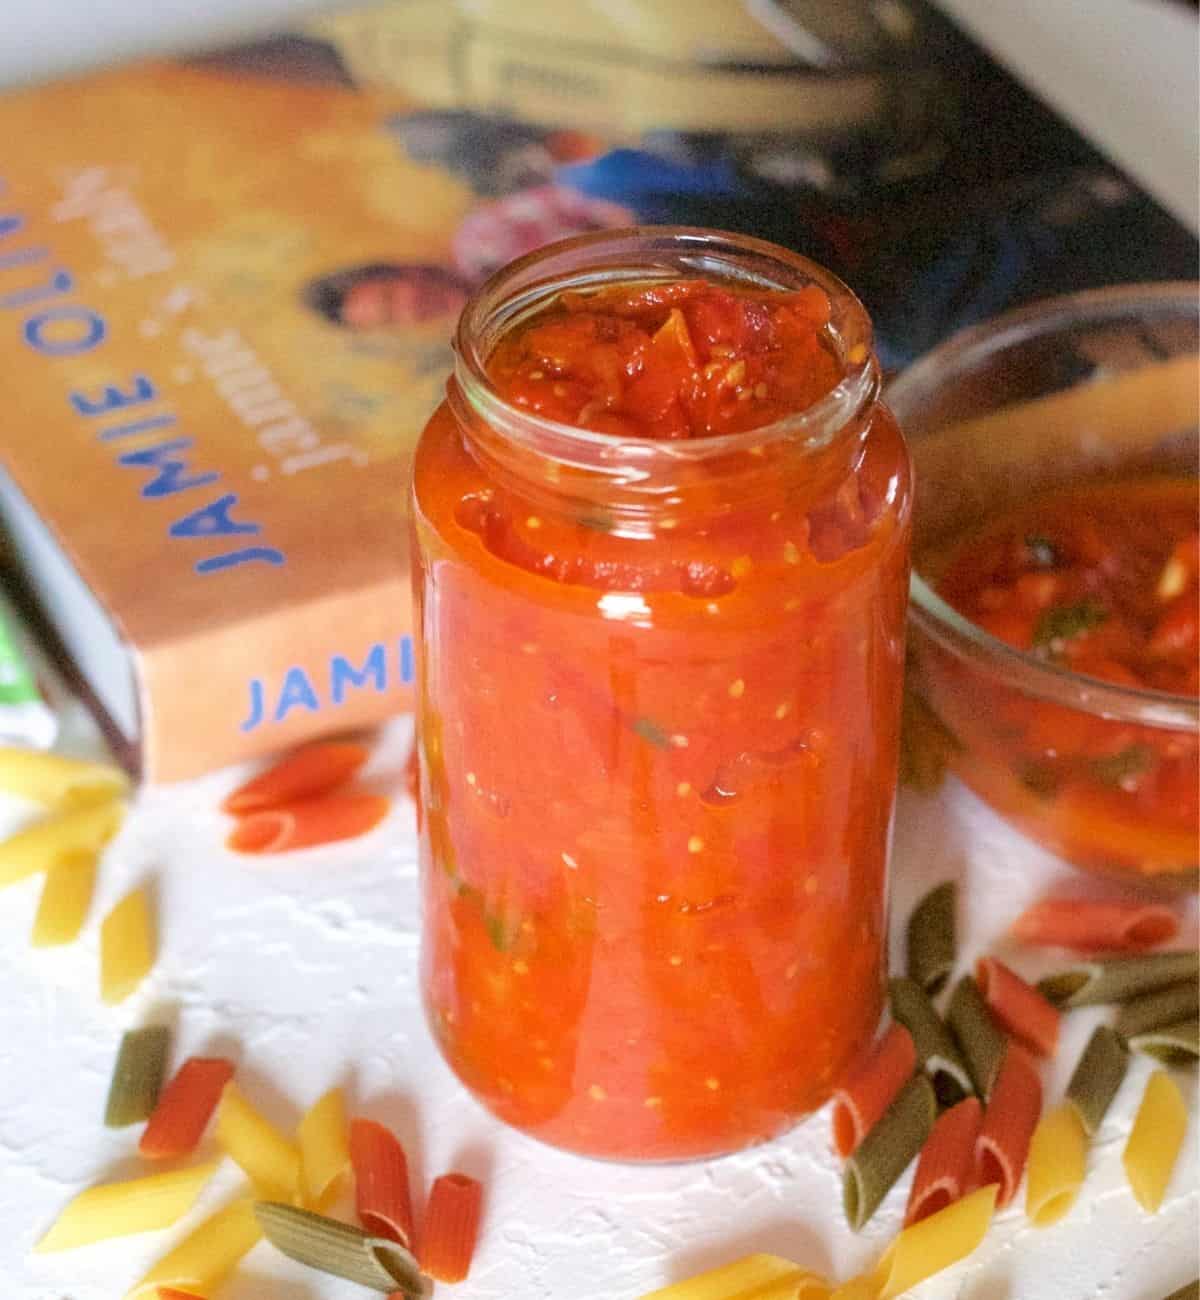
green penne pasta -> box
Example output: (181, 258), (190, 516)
(1115, 981), (1199, 1041)
(1065, 1026), (1128, 1137)
(1164, 1281), (1199, 1300)
(105, 1026), (170, 1128)
(844, 1072), (936, 1231)
(1127, 1020), (1200, 1065)
(946, 976), (1007, 1098)
(1037, 950), (1199, 1008)
(254, 1202), (428, 1295)
(906, 881), (956, 996)
(889, 977), (973, 1106)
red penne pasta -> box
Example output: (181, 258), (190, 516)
(905, 1096), (983, 1226)
(140, 1057), (235, 1160)
(831, 1023), (917, 1158)
(1011, 899), (1178, 952)
(975, 957), (1061, 1057)
(350, 1118), (414, 1249)
(419, 1172), (483, 1284)
(222, 740), (370, 814)
(975, 1044), (1043, 1208)
(227, 793), (390, 854)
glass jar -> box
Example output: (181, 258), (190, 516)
(411, 228), (912, 1161)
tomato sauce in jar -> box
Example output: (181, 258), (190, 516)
(411, 229), (912, 1160)
(926, 477), (1198, 881)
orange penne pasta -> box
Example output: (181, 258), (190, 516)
(975, 1045), (1043, 1208)
(157, 1291), (205, 1299)
(140, 1058), (235, 1160)
(419, 1172), (483, 1284)
(905, 1097), (982, 1226)
(976, 958), (1060, 1057)
(1011, 899), (1178, 952)
(350, 1119), (414, 1248)
(227, 793), (390, 854)
(831, 1023), (917, 1158)
(222, 741), (370, 814)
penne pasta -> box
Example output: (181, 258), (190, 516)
(640, 1255), (831, 1300)
(216, 1082), (301, 1202)
(126, 1198), (262, 1300)
(298, 1088), (350, 1211)
(1115, 981), (1199, 1041)
(1123, 1070), (1188, 1212)
(31, 849), (97, 946)
(843, 1074), (936, 1231)
(419, 1172), (484, 1284)
(888, 978), (973, 1107)
(254, 1201), (427, 1295)
(1038, 950), (1199, 1008)
(140, 1058), (235, 1159)
(227, 792), (390, 854)
(905, 1097), (982, 1226)
(1012, 898), (1178, 953)
(155, 1290), (206, 1299)
(0, 798), (124, 889)
(831, 1024), (917, 1158)
(350, 1118), (415, 1248)
(1127, 1020), (1200, 1064)
(906, 881), (956, 996)
(828, 1278), (877, 1300)
(975, 957), (1060, 1057)
(0, 745), (127, 808)
(1065, 1026), (1129, 1137)
(36, 1161), (219, 1252)
(975, 1045), (1042, 1208)
(222, 740), (370, 813)
(106, 1026), (170, 1128)
(869, 1184), (997, 1300)
(947, 976), (1008, 1098)
(1025, 1102), (1087, 1227)
(100, 887), (156, 1005)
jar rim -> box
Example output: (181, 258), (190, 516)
(451, 225), (880, 466)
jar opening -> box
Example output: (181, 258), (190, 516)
(450, 226), (880, 494)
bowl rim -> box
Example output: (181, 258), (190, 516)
(888, 281), (1200, 732)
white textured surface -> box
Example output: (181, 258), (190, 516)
(3, 713), (1198, 1300)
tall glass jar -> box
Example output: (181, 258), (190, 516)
(411, 228), (912, 1161)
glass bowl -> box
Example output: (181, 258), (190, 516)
(887, 283), (1198, 890)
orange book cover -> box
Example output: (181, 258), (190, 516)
(0, 57), (479, 782)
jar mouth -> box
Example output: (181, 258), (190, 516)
(451, 225), (880, 468)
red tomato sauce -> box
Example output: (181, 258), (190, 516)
(926, 478), (1198, 881)
(487, 279), (842, 439)
(412, 275), (911, 1158)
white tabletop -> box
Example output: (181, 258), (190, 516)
(5, 713), (1196, 1300)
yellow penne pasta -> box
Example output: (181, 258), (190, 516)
(100, 887), (156, 1005)
(0, 798), (124, 888)
(1123, 1070), (1188, 1212)
(35, 1160), (219, 1252)
(126, 1197), (262, 1299)
(1026, 1103), (1087, 1227)
(869, 1184), (997, 1300)
(31, 849), (97, 946)
(640, 1253), (831, 1299)
(0, 746), (128, 808)
(216, 1081), (301, 1201)
(298, 1087), (350, 1211)
(828, 1279), (878, 1300)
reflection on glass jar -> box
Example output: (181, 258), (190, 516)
(411, 228), (912, 1160)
